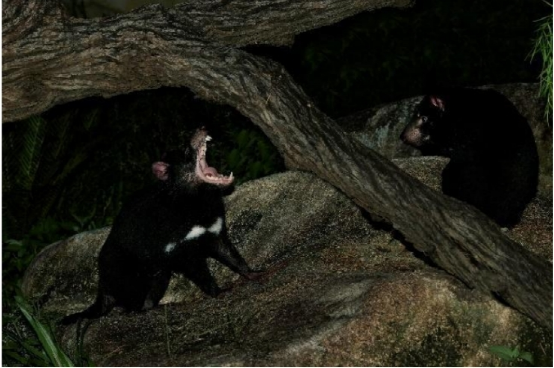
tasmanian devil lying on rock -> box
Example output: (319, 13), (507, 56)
(400, 88), (539, 227)
(62, 127), (261, 324)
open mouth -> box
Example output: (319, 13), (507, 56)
(192, 128), (234, 186)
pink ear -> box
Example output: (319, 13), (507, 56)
(430, 96), (445, 111)
(152, 162), (169, 181)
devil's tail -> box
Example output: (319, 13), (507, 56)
(61, 293), (115, 325)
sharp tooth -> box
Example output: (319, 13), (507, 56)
(205, 135), (212, 142)
(229, 172), (234, 179)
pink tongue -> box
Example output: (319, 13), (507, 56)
(203, 167), (219, 176)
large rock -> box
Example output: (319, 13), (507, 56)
(22, 167), (552, 366)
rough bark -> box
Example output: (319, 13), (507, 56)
(3, 0), (551, 329)
(2, 0), (412, 122)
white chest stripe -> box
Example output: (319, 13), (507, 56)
(184, 226), (207, 241)
(164, 242), (177, 253)
(208, 217), (223, 235)
(183, 217), (224, 242)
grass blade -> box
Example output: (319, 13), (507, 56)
(15, 296), (74, 367)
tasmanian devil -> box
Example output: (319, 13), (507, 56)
(400, 88), (539, 227)
(62, 127), (260, 324)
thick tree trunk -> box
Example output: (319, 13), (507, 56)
(3, 0), (552, 329)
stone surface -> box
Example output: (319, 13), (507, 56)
(22, 168), (552, 366)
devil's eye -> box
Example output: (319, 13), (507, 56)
(421, 116), (429, 123)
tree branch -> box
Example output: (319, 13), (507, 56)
(2, 0), (412, 122)
(176, 51), (552, 329)
(173, 0), (413, 46)
(3, 0), (551, 329)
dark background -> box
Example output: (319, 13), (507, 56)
(2, 0), (550, 294)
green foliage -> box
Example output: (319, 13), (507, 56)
(3, 296), (77, 367)
(489, 345), (534, 365)
(529, 4), (553, 123)
(2, 116), (47, 191)
(223, 128), (283, 184)
(2, 111), (104, 238)
(291, 0), (549, 117)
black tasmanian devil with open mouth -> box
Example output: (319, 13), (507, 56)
(62, 127), (262, 325)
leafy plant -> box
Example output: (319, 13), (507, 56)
(294, 0), (548, 117)
(529, 3), (553, 123)
(3, 296), (75, 367)
(2, 112), (93, 238)
(223, 128), (283, 184)
(3, 116), (47, 191)
(489, 345), (534, 365)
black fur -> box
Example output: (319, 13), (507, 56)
(400, 88), (539, 227)
(62, 129), (259, 324)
